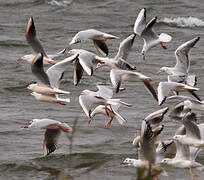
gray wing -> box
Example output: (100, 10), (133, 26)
(46, 54), (78, 88)
(110, 69), (122, 93)
(175, 37), (200, 74)
(140, 120), (157, 163)
(43, 129), (61, 156)
(25, 17), (47, 57)
(93, 40), (108, 56)
(73, 58), (84, 86)
(145, 107), (169, 125)
(114, 34), (136, 60)
(182, 112), (201, 140)
(141, 17), (158, 42)
(134, 8), (146, 36)
(97, 85), (113, 99)
(143, 81), (158, 102)
(31, 53), (50, 86)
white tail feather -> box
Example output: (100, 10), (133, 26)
(159, 33), (172, 42)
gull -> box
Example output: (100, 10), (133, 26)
(134, 8), (172, 59)
(124, 119), (165, 178)
(110, 69), (158, 101)
(173, 112), (204, 150)
(157, 37), (200, 86)
(132, 107), (168, 147)
(90, 104), (127, 127)
(79, 85), (131, 118)
(19, 17), (60, 64)
(159, 113), (204, 178)
(30, 53), (73, 94)
(95, 34), (137, 70)
(22, 118), (72, 155)
(69, 29), (118, 56)
(157, 81), (200, 105)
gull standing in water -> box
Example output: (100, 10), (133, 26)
(69, 29), (118, 56)
(79, 85), (131, 118)
(22, 118), (72, 156)
(134, 8), (172, 59)
(19, 17), (63, 64)
(157, 37), (200, 86)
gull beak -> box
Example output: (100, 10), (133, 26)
(155, 70), (162, 75)
(21, 122), (32, 129)
(27, 93), (32, 96)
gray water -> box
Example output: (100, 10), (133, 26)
(1, 0), (204, 179)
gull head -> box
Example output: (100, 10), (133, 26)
(172, 134), (184, 141)
(156, 67), (169, 74)
(121, 158), (134, 166)
(17, 54), (34, 63)
(69, 33), (81, 45)
(159, 158), (172, 165)
(27, 83), (37, 91)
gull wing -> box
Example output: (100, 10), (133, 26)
(25, 17), (47, 57)
(31, 53), (50, 86)
(43, 129), (61, 156)
(140, 120), (157, 163)
(141, 17), (158, 42)
(110, 69), (122, 93)
(158, 82), (180, 105)
(46, 54), (78, 88)
(96, 85), (113, 99)
(114, 33), (136, 60)
(93, 40), (109, 56)
(134, 8), (146, 36)
(182, 112), (201, 140)
(79, 94), (100, 118)
(73, 58), (84, 86)
(145, 107), (169, 125)
(78, 52), (94, 76)
(175, 37), (200, 74)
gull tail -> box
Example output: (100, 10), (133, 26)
(53, 88), (70, 95)
(159, 33), (172, 43)
(114, 111), (127, 125)
(57, 97), (70, 104)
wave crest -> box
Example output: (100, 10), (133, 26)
(159, 17), (204, 28)
(47, 0), (73, 7)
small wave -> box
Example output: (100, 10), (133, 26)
(46, 0), (73, 7)
(159, 17), (204, 28)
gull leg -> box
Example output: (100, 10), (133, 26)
(160, 42), (167, 49)
(189, 168), (198, 180)
(105, 117), (113, 128)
